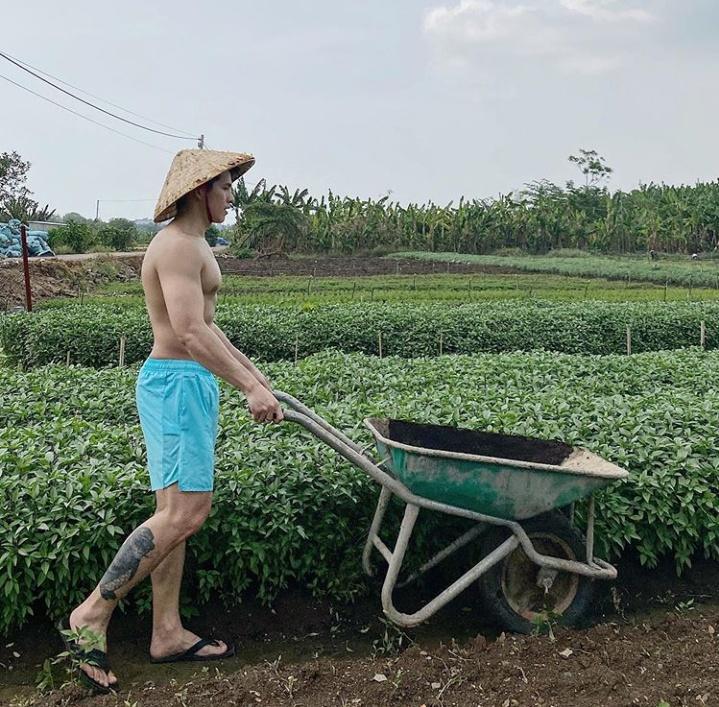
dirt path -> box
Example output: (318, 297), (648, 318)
(43, 246), (229, 261)
(3, 557), (719, 706)
(45, 250), (147, 261)
(5, 604), (717, 707)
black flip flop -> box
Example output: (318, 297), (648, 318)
(150, 638), (236, 664)
(57, 619), (119, 694)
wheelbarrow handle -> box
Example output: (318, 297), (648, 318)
(273, 390), (409, 497)
(274, 389), (505, 516)
(273, 390), (367, 456)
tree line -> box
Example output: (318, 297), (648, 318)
(232, 151), (719, 256)
(5, 148), (719, 256)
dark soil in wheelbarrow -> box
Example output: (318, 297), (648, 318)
(387, 420), (574, 466)
(5, 556), (719, 707)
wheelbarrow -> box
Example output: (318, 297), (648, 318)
(275, 391), (629, 634)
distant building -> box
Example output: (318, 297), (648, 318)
(28, 220), (64, 233)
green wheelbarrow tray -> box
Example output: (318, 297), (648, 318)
(275, 391), (630, 631)
(365, 418), (628, 521)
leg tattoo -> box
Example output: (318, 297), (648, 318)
(99, 527), (155, 600)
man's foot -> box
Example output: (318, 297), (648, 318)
(67, 608), (118, 690)
(150, 627), (233, 663)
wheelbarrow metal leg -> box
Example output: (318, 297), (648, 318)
(586, 495), (595, 565)
(372, 536), (394, 565)
(380, 503), (421, 616)
(363, 486), (393, 577)
(381, 504), (519, 628)
(397, 522), (488, 589)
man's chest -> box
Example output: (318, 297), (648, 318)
(201, 256), (222, 295)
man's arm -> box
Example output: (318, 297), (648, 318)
(156, 243), (282, 422)
(210, 323), (271, 391)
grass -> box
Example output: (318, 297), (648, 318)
(37, 271), (719, 310)
(393, 251), (719, 289)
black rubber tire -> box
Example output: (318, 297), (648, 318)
(476, 511), (596, 634)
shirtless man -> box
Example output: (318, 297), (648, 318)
(64, 150), (283, 692)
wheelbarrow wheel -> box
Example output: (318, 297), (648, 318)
(476, 511), (595, 634)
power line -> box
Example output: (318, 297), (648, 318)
(0, 72), (175, 154)
(0, 49), (198, 141)
(1, 50), (196, 138)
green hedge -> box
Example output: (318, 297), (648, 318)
(53, 271), (719, 306)
(2, 349), (719, 635)
(2, 300), (718, 369)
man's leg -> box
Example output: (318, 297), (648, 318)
(149, 489), (228, 659)
(69, 485), (212, 688)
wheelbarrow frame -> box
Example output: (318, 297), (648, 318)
(275, 391), (619, 629)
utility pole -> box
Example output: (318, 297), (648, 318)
(20, 224), (33, 312)
(96, 199), (100, 220)
(198, 134), (205, 149)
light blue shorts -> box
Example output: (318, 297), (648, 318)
(136, 358), (220, 492)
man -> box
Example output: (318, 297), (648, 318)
(64, 149), (283, 692)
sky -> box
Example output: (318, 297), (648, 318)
(2, 0), (719, 221)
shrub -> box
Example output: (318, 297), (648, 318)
(2, 300), (718, 369)
(2, 349), (719, 635)
(97, 218), (137, 251)
(47, 221), (95, 254)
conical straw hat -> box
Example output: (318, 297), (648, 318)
(153, 149), (255, 223)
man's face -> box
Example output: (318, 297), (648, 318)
(206, 171), (234, 223)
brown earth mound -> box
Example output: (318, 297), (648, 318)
(0, 256), (142, 309)
(215, 255), (512, 279)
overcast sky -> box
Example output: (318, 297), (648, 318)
(2, 1), (718, 220)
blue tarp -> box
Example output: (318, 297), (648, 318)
(0, 219), (54, 258)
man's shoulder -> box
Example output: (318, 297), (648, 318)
(146, 229), (207, 274)
(151, 229), (205, 255)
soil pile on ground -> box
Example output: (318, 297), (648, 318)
(0, 256), (142, 309)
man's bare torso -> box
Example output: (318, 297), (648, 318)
(141, 227), (222, 359)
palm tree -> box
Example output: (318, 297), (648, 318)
(1, 194), (55, 223)
(230, 177), (275, 222)
(236, 200), (309, 255)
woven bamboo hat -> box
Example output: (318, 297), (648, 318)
(153, 149), (255, 223)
